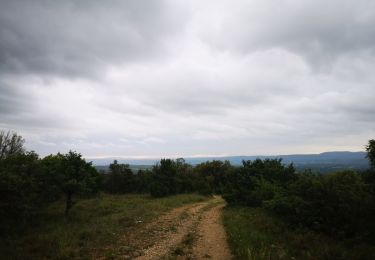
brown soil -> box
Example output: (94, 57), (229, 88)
(133, 202), (207, 259)
(191, 200), (233, 260)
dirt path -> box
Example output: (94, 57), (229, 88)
(134, 202), (207, 259)
(106, 196), (232, 260)
(191, 201), (233, 259)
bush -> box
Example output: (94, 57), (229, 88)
(0, 152), (45, 233)
(264, 170), (375, 238)
(320, 171), (373, 236)
(222, 159), (296, 206)
(221, 156), (375, 239)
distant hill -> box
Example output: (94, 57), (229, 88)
(90, 151), (369, 173)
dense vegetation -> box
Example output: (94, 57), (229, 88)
(223, 207), (375, 259)
(222, 160), (375, 238)
(0, 148), (101, 235)
(101, 158), (231, 197)
(1, 129), (375, 258)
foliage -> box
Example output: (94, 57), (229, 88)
(0, 130), (25, 160)
(194, 160), (233, 194)
(222, 159), (296, 206)
(223, 206), (375, 260)
(0, 152), (44, 233)
(145, 158), (235, 197)
(103, 160), (135, 194)
(222, 156), (375, 239)
(263, 171), (375, 237)
(149, 159), (178, 197)
(41, 151), (101, 215)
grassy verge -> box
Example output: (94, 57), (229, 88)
(223, 207), (375, 260)
(0, 193), (207, 260)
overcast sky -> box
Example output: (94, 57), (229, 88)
(1, 0), (375, 158)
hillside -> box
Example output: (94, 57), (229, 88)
(92, 151), (369, 173)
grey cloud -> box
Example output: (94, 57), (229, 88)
(104, 55), (307, 116)
(203, 0), (375, 69)
(0, 0), (374, 157)
(0, 78), (46, 131)
(0, 0), (185, 78)
(0, 82), (27, 114)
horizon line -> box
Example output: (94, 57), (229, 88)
(85, 150), (365, 160)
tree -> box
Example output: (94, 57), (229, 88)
(0, 130), (25, 160)
(42, 151), (100, 215)
(366, 139), (375, 169)
(104, 160), (135, 193)
(0, 151), (43, 233)
(194, 160), (233, 194)
(150, 159), (178, 197)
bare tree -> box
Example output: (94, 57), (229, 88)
(0, 130), (25, 159)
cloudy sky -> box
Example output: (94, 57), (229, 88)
(1, 0), (375, 158)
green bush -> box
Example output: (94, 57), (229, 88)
(263, 170), (375, 238)
(222, 159), (296, 207)
(0, 152), (45, 233)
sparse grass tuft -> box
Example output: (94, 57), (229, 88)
(168, 227), (197, 259)
(182, 231), (195, 246)
(172, 245), (185, 256)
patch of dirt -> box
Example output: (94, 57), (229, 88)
(133, 202), (207, 260)
(191, 198), (233, 260)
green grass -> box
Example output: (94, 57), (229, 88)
(223, 206), (375, 260)
(0, 193), (207, 260)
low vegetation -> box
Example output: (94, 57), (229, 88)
(224, 207), (375, 260)
(0, 193), (207, 259)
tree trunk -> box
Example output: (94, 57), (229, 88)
(65, 192), (73, 215)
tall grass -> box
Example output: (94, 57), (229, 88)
(0, 193), (207, 260)
(223, 207), (375, 260)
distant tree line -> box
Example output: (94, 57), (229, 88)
(102, 158), (232, 197)
(1, 129), (375, 244)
